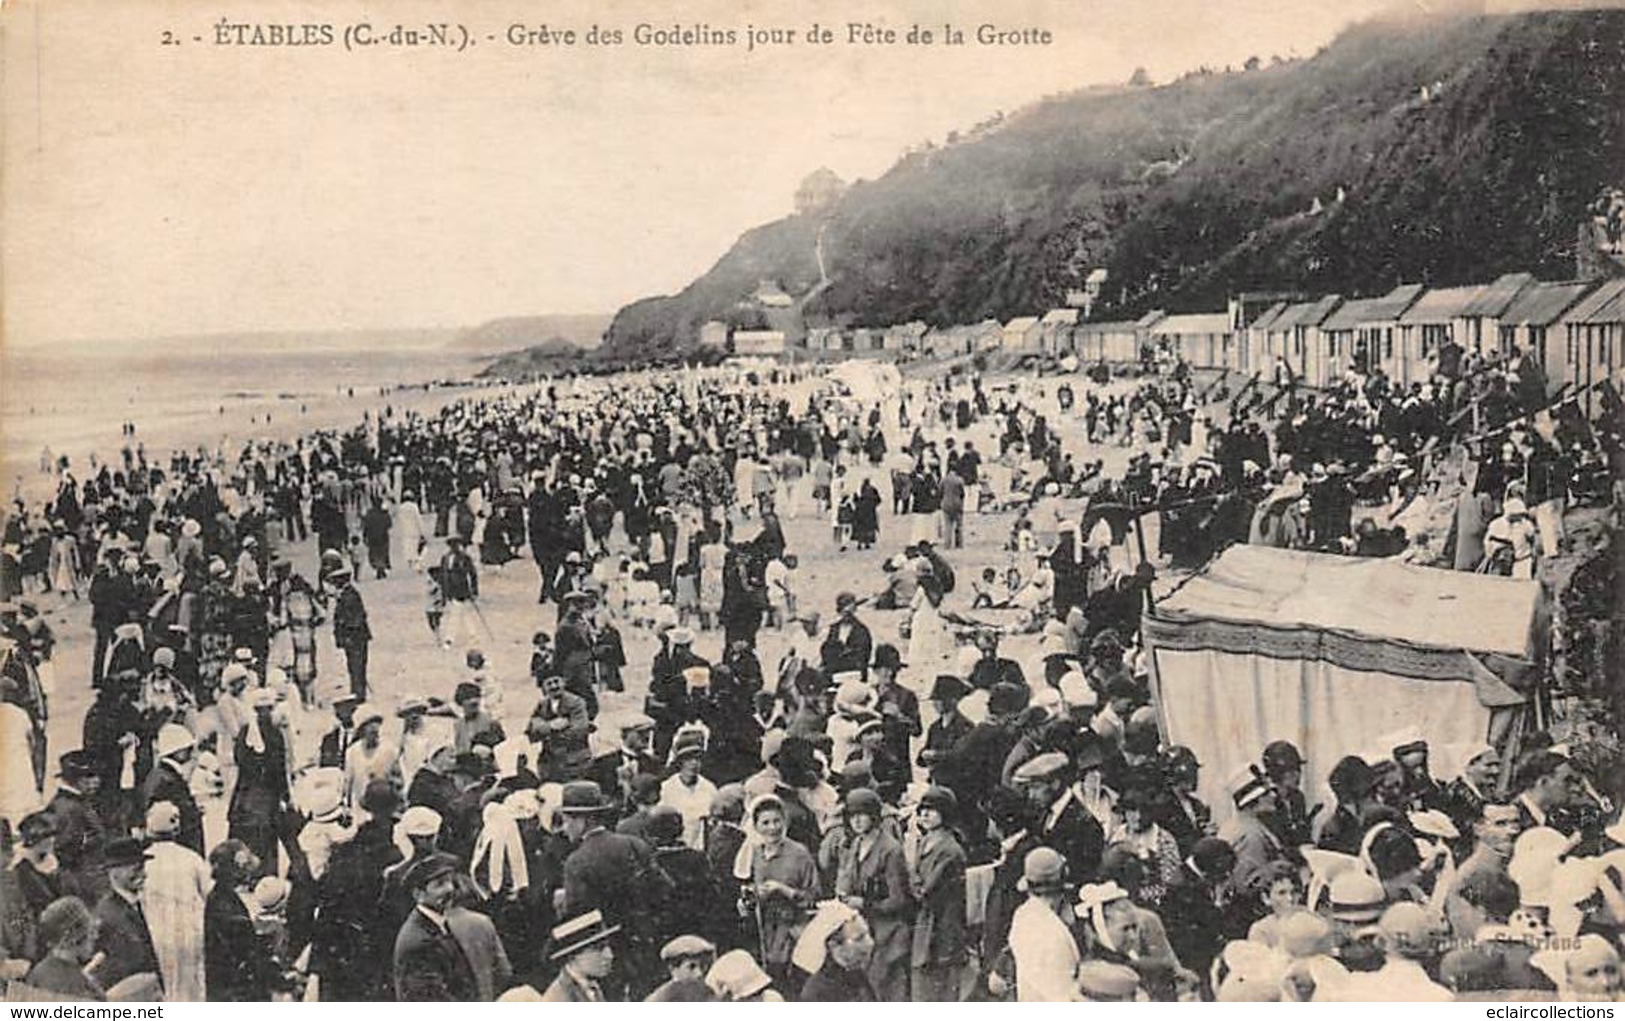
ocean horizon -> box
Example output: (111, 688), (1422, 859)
(1, 344), (492, 494)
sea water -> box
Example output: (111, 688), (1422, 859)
(1, 344), (484, 498)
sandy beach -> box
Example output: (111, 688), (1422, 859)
(17, 360), (1155, 811)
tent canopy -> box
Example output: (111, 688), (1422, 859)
(1143, 546), (1546, 820)
(1149, 545), (1543, 662)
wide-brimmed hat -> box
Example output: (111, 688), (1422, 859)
(928, 674), (970, 702)
(550, 909), (621, 960)
(156, 722), (196, 759)
(400, 806), (443, 837)
(1077, 959), (1141, 1001)
(668, 726), (708, 765)
(872, 644), (905, 671)
(660, 934), (717, 963)
(558, 780), (612, 815)
(18, 812), (56, 845)
(918, 786), (958, 818)
(707, 948), (774, 1000)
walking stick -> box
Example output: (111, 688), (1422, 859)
(469, 596), (497, 640)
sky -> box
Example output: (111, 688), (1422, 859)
(2, 0), (1405, 346)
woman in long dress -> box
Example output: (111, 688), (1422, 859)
(395, 492), (426, 571)
(142, 802), (213, 1001)
(699, 536), (726, 632)
(905, 577), (958, 689)
(283, 575), (321, 707)
(48, 526), (80, 599)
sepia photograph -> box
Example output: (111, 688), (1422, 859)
(2, 0), (1624, 1004)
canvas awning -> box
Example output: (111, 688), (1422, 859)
(1142, 546), (1545, 817)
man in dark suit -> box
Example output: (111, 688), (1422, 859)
(205, 840), (281, 1001)
(934, 682), (1028, 855)
(92, 838), (160, 992)
(330, 567), (371, 700)
(1013, 750), (1106, 884)
(558, 782), (668, 926)
(587, 715), (661, 814)
(819, 592), (872, 681)
(316, 695), (360, 769)
(393, 853), (482, 1001)
(967, 630), (1026, 691)
(48, 750), (109, 902)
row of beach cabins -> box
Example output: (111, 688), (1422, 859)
(711, 272), (1625, 416)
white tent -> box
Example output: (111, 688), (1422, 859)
(1143, 545), (1546, 820)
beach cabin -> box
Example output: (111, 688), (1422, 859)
(1266, 296), (1344, 385)
(886, 321), (928, 352)
(1039, 308), (1079, 355)
(1497, 280), (1594, 394)
(1001, 316), (1042, 353)
(1557, 278), (1625, 417)
(1396, 284), (1486, 385)
(1072, 319), (1134, 364)
(967, 320), (1004, 354)
(848, 328), (883, 353)
(1319, 284), (1424, 385)
(732, 330), (787, 356)
(810, 328), (845, 353)
(1149, 312), (1232, 369)
(1461, 272), (1536, 357)
(1244, 303), (1288, 376)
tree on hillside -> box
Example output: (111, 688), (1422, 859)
(1244, 55), (1262, 71)
(1129, 66), (1152, 87)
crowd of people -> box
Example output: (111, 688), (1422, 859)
(0, 345), (1620, 1002)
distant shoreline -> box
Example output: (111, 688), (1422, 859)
(1, 345), (522, 504)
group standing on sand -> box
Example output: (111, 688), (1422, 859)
(0, 344), (1621, 1002)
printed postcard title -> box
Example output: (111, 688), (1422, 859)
(164, 19), (1054, 53)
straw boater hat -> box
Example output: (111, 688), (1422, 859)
(550, 909), (620, 960)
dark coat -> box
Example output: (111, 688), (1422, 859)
(311, 819), (400, 999)
(139, 762), (205, 856)
(48, 787), (108, 901)
(333, 585), (370, 647)
(561, 827), (668, 930)
(317, 724), (355, 770)
(1038, 797), (1106, 885)
(530, 692), (592, 780)
(204, 884), (278, 1001)
(587, 748), (662, 812)
(820, 619), (874, 680)
(800, 961), (877, 1002)
(93, 891), (160, 989)
(911, 829), (967, 967)
(393, 908), (481, 1002)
